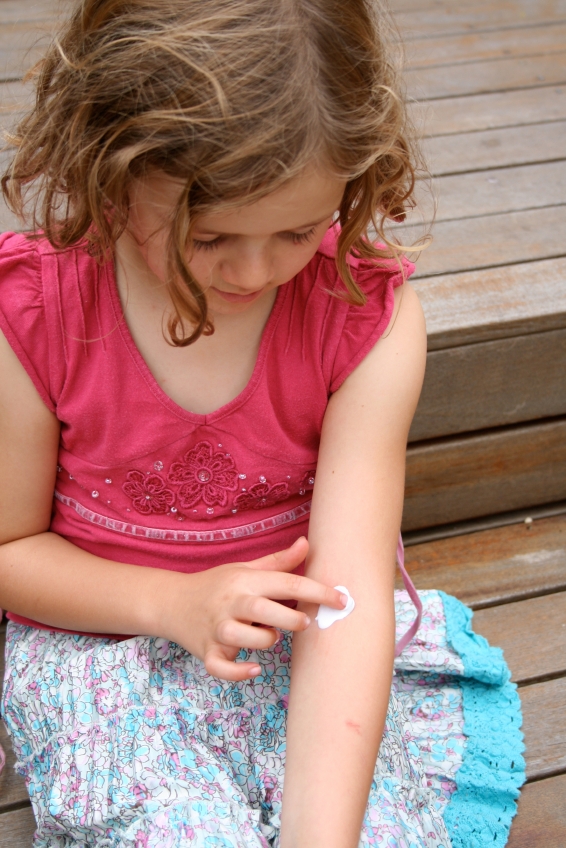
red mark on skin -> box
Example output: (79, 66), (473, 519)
(345, 719), (362, 736)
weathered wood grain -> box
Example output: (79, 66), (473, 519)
(521, 677), (566, 780)
(396, 0), (566, 39)
(507, 774), (566, 848)
(423, 122), (566, 177)
(406, 53), (566, 101)
(400, 514), (566, 608)
(404, 205), (566, 278)
(473, 592), (566, 684)
(412, 258), (566, 350)
(410, 160), (566, 224)
(0, 807), (36, 847)
(410, 328), (566, 441)
(0, 20), (56, 82)
(410, 85), (566, 137)
(0, 0), (61, 24)
(403, 418), (566, 530)
(405, 23), (566, 69)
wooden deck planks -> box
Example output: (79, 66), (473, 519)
(401, 514), (566, 608)
(473, 592), (566, 684)
(405, 22), (566, 68)
(521, 677), (566, 780)
(396, 0), (566, 38)
(412, 160), (566, 224)
(410, 328), (566, 440)
(508, 774), (566, 848)
(402, 205), (566, 278)
(423, 121), (566, 176)
(406, 54), (566, 100)
(0, 807), (36, 847)
(404, 418), (566, 530)
(412, 258), (566, 349)
(411, 85), (566, 136)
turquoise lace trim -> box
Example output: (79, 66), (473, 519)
(440, 592), (526, 848)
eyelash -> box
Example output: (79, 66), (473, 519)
(192, 227), (317, 251)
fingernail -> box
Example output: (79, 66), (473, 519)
(340, 593), (348, 607)
(250, 665), (261, 676)
(304, 615), (311, 627)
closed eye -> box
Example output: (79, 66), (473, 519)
(284, 227), (317, 245)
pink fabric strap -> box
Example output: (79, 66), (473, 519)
(394, 535), (423, 657)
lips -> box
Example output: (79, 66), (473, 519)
(211, 287), (264, 303)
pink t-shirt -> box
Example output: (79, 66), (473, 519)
(0, 227), (412, 637)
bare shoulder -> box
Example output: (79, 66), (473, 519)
(0, 330), (60, 543)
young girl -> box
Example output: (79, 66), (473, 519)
(0, 1), (524, 846)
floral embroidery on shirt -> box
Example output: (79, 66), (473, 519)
(167, 440), (239, 509)
(233, 480), (289, 510)
(122, 471), (176, 515)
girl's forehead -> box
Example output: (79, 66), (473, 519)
(195, 170), (346, 235)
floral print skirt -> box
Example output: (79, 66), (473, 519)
(1, 591), (525, 848)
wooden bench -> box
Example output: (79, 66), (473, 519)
(1, 0), (566, 844)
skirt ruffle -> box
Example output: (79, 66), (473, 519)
(1, 591), (525, 848)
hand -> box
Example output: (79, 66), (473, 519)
(162, 537), (347, 680)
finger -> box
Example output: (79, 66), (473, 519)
(253, 572), (348, 610)
(204, 644), (261, 681)
(245, 536), (309, 572)
(235, 597), (310, 632)
(216, 619), (279, 651)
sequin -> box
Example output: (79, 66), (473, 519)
(239, 474), (247, 480)
(197, 469), (212, 483)
(154, 461), (164, 472)
(91, 491), (99, 498)
(206, 507), (214, 515)
(105, 478), (112, 485)
(170, 507), (178, 514)
(259, 475), (266, 483)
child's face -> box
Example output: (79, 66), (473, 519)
(126, 165), (346, 315)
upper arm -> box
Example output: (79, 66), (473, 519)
(0, 329), (60, 544)
(306, 283), (426, 581)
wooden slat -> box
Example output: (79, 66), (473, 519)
(410, 160), (566, 224)
(405, 205), (566, 278)
(521, 677), (566, 780)
(412, 258), (566, 350)
(0, 807), (36, 847)
(396, 0), (566, 39)
(405, 23), (566, 69)
(406, 53), (566, 101)
(403, 418), (566, 531)
(473, 593), (566, 684)
(411, 85), (566, 137)
(410, 328), (566, 441)
(507, 774), (566, 848)
(0, 20), (56, 82)
(0, 0), (60, 24)
(400, 514), (566, 608)
(423, 122), (566, 177)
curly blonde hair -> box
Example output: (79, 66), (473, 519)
(2, 0), (422, 345)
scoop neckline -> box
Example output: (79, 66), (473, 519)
(103, 253), (288, 424)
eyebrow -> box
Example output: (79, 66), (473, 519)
(193, 211), (337, 236)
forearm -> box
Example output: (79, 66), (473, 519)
(0, 531), (174, 638)
(280, 542), (396, 848)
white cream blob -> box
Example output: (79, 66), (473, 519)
(315, 586), (355, 629)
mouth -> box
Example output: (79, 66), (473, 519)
(211, 287), (265, 304)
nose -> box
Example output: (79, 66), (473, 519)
(218, 242), (273, 293)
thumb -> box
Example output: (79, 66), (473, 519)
(245, 536), (309, 572)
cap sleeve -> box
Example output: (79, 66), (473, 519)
(0, 232), (57, 412)
(316, 234), (415, 394)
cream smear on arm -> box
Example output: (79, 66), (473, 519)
(315, 586), (355, 629)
